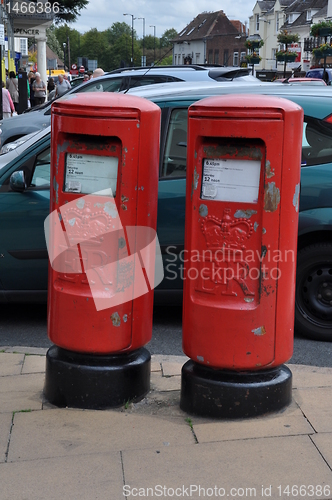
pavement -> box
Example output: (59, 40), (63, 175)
(1, 347), (332, 499)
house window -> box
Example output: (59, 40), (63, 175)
(20, 38), (28, 56)
(224, 49), (229, 65)
(276, 12), (279, 32)
(233, 52), (239, 66)
(306, 10), (311, 21)
(256, 14), (260, 31)
(214, 50), (219, 65)
(208, 49), (213, 64)
(240, 51), (246, 64)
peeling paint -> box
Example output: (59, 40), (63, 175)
(265, 160), (275, 178)
(261, 246), (267, 259)
(197, 356), (204, 362)
(111, 312), (121, 327)
(53, 177), (59, 205)
(68, 218), (76, 227)
(199, 204), (208, 217)
(124, 147), (128, 153)
(123, 314), (128, 323)
(121, 195), (129, 203)
(137, 123), (140, 128)
(293, 183), (300, 213)
(194, 150), (197, 159)
(194, 166), (199, 190)
(234, 209), (257, 219)
(244, 297), (254, 303)
(121, 204), (128, 211)
(264, 182), (280, 213)
(204, 145), (262, 160)
(104, 202), (118, 218)
(262, 228), (266, 235)
(76, 199), (85, 209)
(252, 326), (266, 336)
(254, 222), (259, 232)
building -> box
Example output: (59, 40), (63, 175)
(249, 0), (328, 72)
(172, 11), (247, 67)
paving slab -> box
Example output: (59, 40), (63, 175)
(150, 371), (181, 392)
(0, 452), (123, 500)
(0, 373), (43, 413)
(290, 364), (332, 389)
(8, 408), (195, 462)
(161, 361), (184, 377)
(311, 433), (332, 470)
(21, 355), (46, 374)
(293, 387), (332, 432)
(1, 346), (48, 355)
(122, 436), (332, 499)
(0, 413), (13, 463)
(0, 353), (24, 376)
(193, 409), (314, 443)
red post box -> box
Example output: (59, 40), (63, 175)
(44, 93), (161, 409)
(181, 95), (303, 418)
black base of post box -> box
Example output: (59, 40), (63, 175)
(180, 361), (292, 419)
(44, 345), (151, 409)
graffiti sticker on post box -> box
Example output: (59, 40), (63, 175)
(65, 153), (118, 195)
(201, 158), (261, 203)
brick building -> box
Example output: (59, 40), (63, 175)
(172, 11), (247, 66)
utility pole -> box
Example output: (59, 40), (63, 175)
(150, 25), (156, 64)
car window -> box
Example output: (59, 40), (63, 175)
(128, 76), (170, 89)
(30, 147), (51, 189)
(161, 109), (187, 178)
(302, 117), (332, 167)
(78, 77), (124, 93)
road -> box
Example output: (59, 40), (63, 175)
(0, 303), (331, 367)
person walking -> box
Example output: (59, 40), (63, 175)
(32, 72), (47, 106)
(6, 71), (19, 113)
(54, 74), (71, 98)
(2, 81), (15, 119)
(28, 71), (36, 108)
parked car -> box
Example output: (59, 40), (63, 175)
(306, 68), (332, 84)
(2, 83), (332, 343)
(0, 66), (259, 148)
(274, 77), (327, 86)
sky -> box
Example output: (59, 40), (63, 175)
(70, 0), (254, 37)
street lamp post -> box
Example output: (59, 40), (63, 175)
(124, 13), (135, 67)
(63, 42), (66, 71)
(137, 17), (145, 67)
(150, 25), (156, 64)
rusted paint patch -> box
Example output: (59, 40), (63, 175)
(194, 166), (199, 190)
(121, 204), (128, 211)
(244, 297), (254, 303)
(104, 202), (118, 218)
(203, 145), (262, 160)
(234, 209), (257, 219)
(261, 246), (267, 259)
(197, 356), (204, 362)
(264, 182), (280, 213)
(262, 228), (266, 235)
(293, 183), (300, 213)
(121, 195), (129, 203)
(53, 177), (59, 205)
(199, 204), (208, 217)
(123, 314), (128, 323)
(111, 312), (121, 327)
(265, 160), (275, 179)
(254, 222), (259, 232)
(118, 237), (126, 249)
(252, 326), (266, 336)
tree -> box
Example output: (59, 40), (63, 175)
(47, 0), (89, 24)
(54, 25), (82, 64)
(160, 28), (178, 48)
(46, 25), (63, 59)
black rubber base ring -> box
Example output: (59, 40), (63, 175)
(180, 361), (292, 419)
(44, 345), (151, 409)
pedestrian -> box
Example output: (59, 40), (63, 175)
(32, 72), (47, 106)
(54, 73), (71, 98)
(28, 71), (36, 107)
(83, 73), (89, 82)
(2, 81), (15, 119)
(47, 77), (55, 93)
(6, 71), (19, 113)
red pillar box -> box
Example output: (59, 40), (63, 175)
(181, 95), (303, 418)
(44, 93), (162, 409)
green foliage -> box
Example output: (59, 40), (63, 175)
(140, 34), (157, 51)
(46, 25), (63, 59)
(158, 55), (173, 65)
(50, 0), (89, 24)
(53, 24), (81, 65)
(160, 28), (178, 47)
(277, 30), (300, 45)
(310, 21), (332, 37)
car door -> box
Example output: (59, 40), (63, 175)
(0, 142), (51, 295)
(156, 106), (189, 291)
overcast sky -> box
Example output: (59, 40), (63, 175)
(71, 0), (254, 37)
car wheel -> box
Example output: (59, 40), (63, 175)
(295, 243), (332, 341)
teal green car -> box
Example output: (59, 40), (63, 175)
(1, 85), (332, 342)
